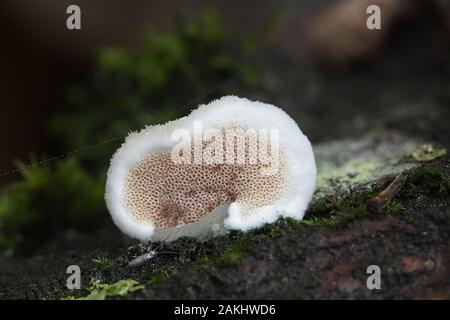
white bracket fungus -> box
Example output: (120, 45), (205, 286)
(105, 96), (316, 242)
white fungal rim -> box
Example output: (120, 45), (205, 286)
(105, 95), (316, 241)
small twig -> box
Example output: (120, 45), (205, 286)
(365, 173), (408, 214)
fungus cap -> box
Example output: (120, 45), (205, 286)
(105, 96), (316, 241)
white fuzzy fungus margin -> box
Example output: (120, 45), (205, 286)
(105, 96), (316, 242)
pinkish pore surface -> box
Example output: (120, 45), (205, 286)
(125, 139), (284, 228)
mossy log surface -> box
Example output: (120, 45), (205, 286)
(0, 132), (447, 300)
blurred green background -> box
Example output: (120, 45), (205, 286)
(0, 9), (261, 254)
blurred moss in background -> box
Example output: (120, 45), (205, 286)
(0, 10), (259, 255)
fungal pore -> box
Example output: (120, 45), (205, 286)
(105, 96), (316, 241)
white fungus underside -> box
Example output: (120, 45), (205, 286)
(105, 96), (317, 242)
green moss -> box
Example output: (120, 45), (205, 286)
(403, 165), (449, 197)
(268, 228), (281, 238)
(92, 257), (115, 272)
(302, 209), (366, 227)
(147, 270), (175, 285)
(191, 235), (250, 269)
(0, 158), (105, 255)
(259, 223), (282, 238)
(408, 165), (441, 182)
(307, 194), (342, 216)
(220, 236), (252, 266)
(64, 279), (143, 300)
(218, 249), (245, 266)
(303, 189), (376, 227)
(285, 217), (302, 229)
(384, 201), (404, 215)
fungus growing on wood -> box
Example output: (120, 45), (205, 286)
(105, 96), (316, 241)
